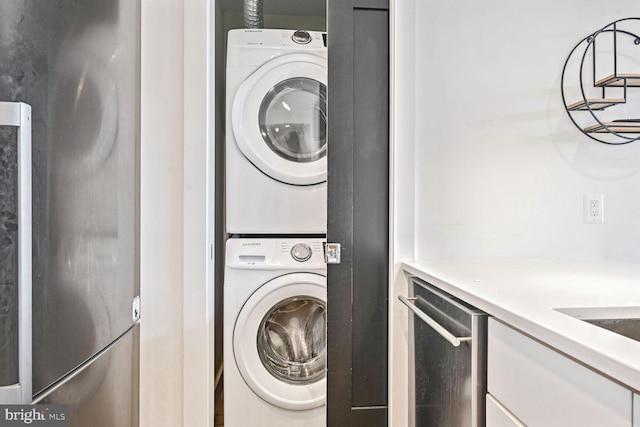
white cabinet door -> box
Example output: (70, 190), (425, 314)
(634, 394), (640, 427)
(486, 394), (525, 427)
(488, 318), (631, 426)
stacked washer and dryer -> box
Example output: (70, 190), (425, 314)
(224, 29), (328, 426)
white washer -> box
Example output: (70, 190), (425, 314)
(226, 29), (327, 234)
(224, 238), (326, 426)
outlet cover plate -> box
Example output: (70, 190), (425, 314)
(584, 194), (604, 223)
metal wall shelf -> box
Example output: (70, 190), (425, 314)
(561, 18), (640, 144)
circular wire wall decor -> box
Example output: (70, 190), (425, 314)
(561, 18), (640, 145)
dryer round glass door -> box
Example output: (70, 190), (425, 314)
(233, 273), (326, 410)
(232, 53), (327, 186)
(258, 77), (326, 164)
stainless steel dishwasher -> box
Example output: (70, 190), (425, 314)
(399, 277), (487, 427)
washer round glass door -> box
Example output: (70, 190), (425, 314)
(232, 53), (327, 185)
(233, 273), (326, 410)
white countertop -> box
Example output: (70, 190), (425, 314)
(402, 259), (640, 392)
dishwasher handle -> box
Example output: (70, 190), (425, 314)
(398, 295), (472, 347)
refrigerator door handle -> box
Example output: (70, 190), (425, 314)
(0, 102), (32, 404)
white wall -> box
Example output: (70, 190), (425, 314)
(140, 0), (185, 426)
(391, 2), (640, 425)
(411, 1), (640, 262)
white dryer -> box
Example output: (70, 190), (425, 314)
(224, 237), (326, 426)
(226, 29), (327, 234)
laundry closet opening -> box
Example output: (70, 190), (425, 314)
(214, 2), (327, 427)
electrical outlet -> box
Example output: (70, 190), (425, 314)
(584, 194), (604, 223)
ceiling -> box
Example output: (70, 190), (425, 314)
(220, 0), (326, 17)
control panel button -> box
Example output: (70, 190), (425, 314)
(292, 30), (312, 44)
(291, 243), (312, 262)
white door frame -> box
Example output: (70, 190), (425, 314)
(183, 0), (215, 426)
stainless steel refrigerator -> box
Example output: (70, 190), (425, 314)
(0, 1), (140, 426)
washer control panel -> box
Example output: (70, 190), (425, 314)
(226, 238), (325, 269)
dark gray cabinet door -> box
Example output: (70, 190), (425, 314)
(327, 1), (390, 425)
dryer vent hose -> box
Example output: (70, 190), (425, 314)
(243, 0), (264, 28)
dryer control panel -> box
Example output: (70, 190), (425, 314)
(226, 29), (327, 67)
(226, 238), (325, 270)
